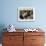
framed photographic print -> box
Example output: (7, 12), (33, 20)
(18, 7), (35, 21)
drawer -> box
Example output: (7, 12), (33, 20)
(24, 36), (32, 40)
(3, 43), (23, 46)
(3, 36), (23, 44)
(3, 32), (23, 36)
(3, 37), (23, 46)
(31, 44), (44, 46)
(24, 32), (44, 36)
(3, 44), (15, 46)
(32, 36), (45, 44)
(24, 36), (32, 46)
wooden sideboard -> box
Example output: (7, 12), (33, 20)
(2, 30), (45, 46)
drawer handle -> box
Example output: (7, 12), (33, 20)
(32, 39), (36, 40)
(9, 38), (12, 40)
(9, 38), (13, 40)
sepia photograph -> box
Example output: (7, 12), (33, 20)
(18, 7), (35, 21)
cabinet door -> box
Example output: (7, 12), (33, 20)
(3, 32), (24, 46)
(32, 36), (45, 46)
(24, 33), (32, 46)
(14, 36), (23, 46)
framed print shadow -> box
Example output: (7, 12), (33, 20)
(18, 7), (35, 21)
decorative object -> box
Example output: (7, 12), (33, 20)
(24, 28), (38, 32)
(7, 24), (16, 32)
(18, 7), (35, 21)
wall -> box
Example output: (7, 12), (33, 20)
(0, 0), (46, 29)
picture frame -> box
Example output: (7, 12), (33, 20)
(18, 7), (35, 21)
